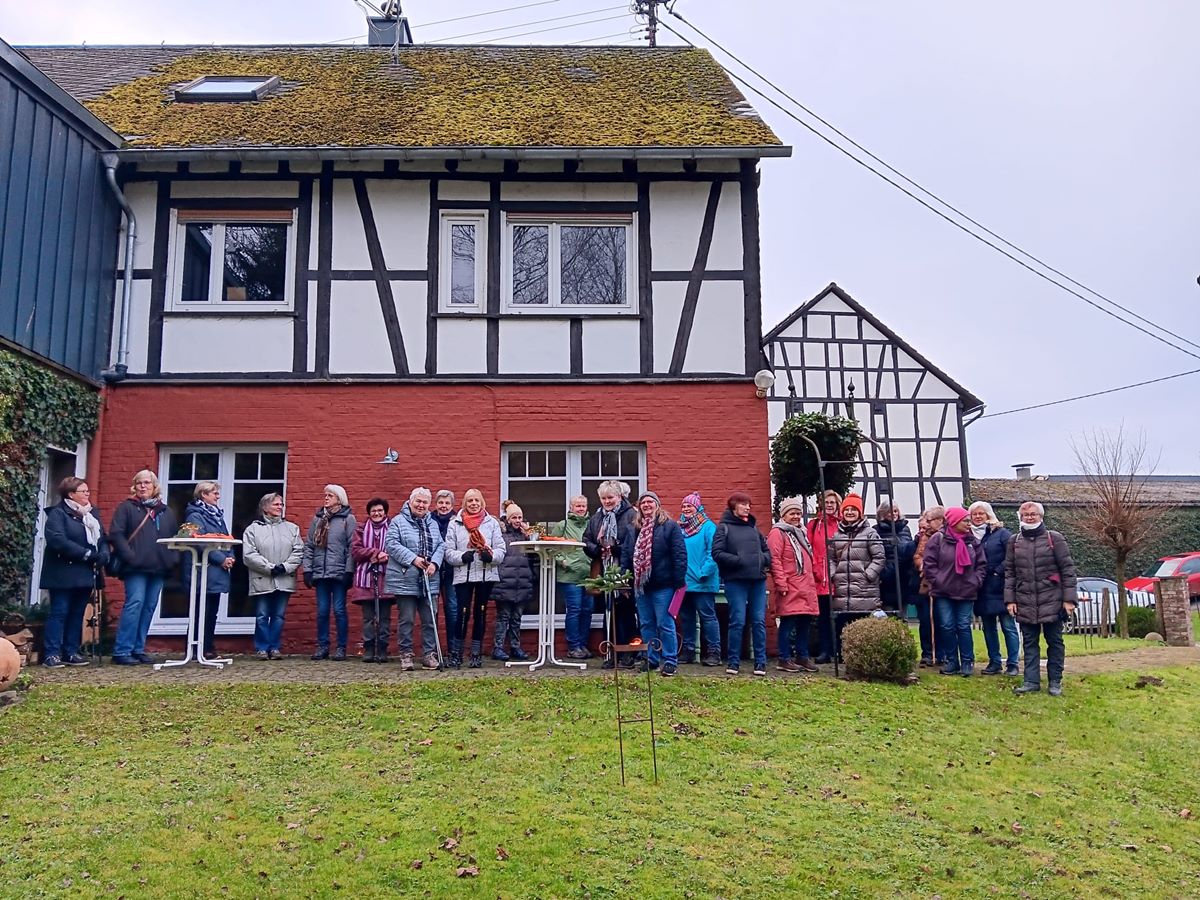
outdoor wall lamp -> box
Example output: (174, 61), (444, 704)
(378, 448), (399, 464)
(753, 369), (776, 399)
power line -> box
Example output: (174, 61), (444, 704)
(657, 17), (1200, 364)
(567, 29), (647, 44)
(474, 13), (633, 44)
(978, 368), (1200, 418)
(429, 5), (626, 43)
(422, 0), (563, 30)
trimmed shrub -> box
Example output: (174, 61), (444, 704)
(1126, 606), (1159, 639)
(840, 615), (918, 683)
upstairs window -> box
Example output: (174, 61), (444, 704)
(438, 213), (487, 313)
(503, 214), (635, 314)
(175, 75), (281, 102)
(168, 209), (296, 311)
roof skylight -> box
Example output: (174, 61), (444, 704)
(174, 75), (280, 102)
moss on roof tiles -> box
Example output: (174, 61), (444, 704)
(82, 46), (782, 149)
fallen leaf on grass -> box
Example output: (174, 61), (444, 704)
(1180, 808), (1192, 819)
(417, 739), (433, 746)
(733, 728), (749, 736)
(1120, 844), (1138, 851)
(286, 823), (301, 830)
(456, 866), (479, 878)
(409, 860), (423, 870)
(850, 774), (861, 781)
(1011, 822), (1024, 835)
(441, 837), (459, 851)
(496, 845), (509, 861)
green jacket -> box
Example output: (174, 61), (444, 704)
(549, 513), (591, 584)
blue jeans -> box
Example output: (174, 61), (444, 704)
(636, 586), (679, 666)
(677, 591), (720, 657)
(114, 573), (164, 657)
(254, 590), (290, 652)
(725, 578), (767, 669)
(562, 582), (593, 650)
(315, 579), (348, 650)
(778, 614), (814, 660)
(44, 587), (91, 660)
(981, 611), (1020, 667)
(934, 597), (974, 670)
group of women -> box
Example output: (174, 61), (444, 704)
(38, 472), (1077, 692)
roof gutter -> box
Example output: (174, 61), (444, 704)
(112, 144), (793, 163)
(100, 152), (135, 383)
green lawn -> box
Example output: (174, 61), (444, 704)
(3, 669), (1199, 898)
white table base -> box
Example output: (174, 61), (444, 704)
(155, 542), (234, 671)
(507, 544), (586, 672)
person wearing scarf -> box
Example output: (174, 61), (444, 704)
(825, 494), (885, 662)
(40, 477), (108, 668)
(549, 495), (594, 659)
(631, 492), (687, 676)
(922, 506), (985, 677)
(581, 480), (636, 670)
(384, 487), (447, 671)
(349, 497), (395, 663)
(492, 504), (534, 663)
(712, 491), (773, 675)
(768, 497), (820, 672)
(444, 489), (506, 668)
(968, 501), (1018, 676)
(242, 492), (303, 660)
(677, 491), (721, 666)
(110, 470), (180, 665)
(183, 480), (236, 658)
(432, 490), (458, 642)
(302, 484), (357, 661)
(806, 489), (842, 663)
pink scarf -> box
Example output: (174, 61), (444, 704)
(942, 507), (974, 574)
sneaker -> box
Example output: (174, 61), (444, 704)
(637, 659), (659, 673)
(1004, 663), (1020, 677)
(679, 648), (697, 665)
(813, 654), (832, 665)
(725, 665), (740, 675)
(567, 647), (589, 660)
(110, 655), (138, 666)
(660, 663), (678, 677)
(256, 650), (270, 660)
(1013, 682), (1041, 695)
(134, 652), (155, 665)
(268, 650), (283, 660)
(509, 648), (530, 661)
(980, 662), (1003, 676)
(939, 665), (961, 676)
(919, 657), (934, 668)
(796, 657), (819, 673)
(375, 652), (389, 664)
(776, 659), (801, 673)
(753, 665), (767, 676)
(331, 647), (347, 662)
(42, 655), (64, 669)
(601, 656), (616, 670)
(447, 652), (462, 668)
(491, 648), (510, 662)
(618, 654), (637, 670)
(701, 653), (722, 667)
(1048, 682), (1063, 697)
(960, 665), (974, 678)
(311, 647), (329, 661)
(422, 652), (440, 670)
(64, 654), (90, 667)
(400, 653), (414, 671)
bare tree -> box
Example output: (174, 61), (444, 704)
(1071, 426), (1174, 638)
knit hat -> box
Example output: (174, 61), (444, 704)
(505, 503), (524, 519)
(841, 494), (864, 516)
(682, 491), (702, 509)
(638, 491), (660, 507)
(324, 484), (349, 507)
(944, 507), (969, 529)
(779, 496), (804, 517)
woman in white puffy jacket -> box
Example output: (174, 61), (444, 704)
(442, 488), (506, 668)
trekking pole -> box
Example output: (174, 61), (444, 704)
(371, 563), (383, 663)
(87, 566), (105, 665)
(420, 566), (444, 670)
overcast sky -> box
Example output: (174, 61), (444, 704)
(4, 0), (1197, 477)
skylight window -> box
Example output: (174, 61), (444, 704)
(174, 75), (280, 102)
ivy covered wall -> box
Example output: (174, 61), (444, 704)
(0, 346), (101, 607)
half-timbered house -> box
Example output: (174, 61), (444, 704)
(23, 42), (789, 649)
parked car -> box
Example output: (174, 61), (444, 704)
(1124, 553), (1200, 600)
(1073, 577), (1154, 632)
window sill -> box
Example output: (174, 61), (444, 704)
(434, 309), (639, 319)
(163, 308), (297, 318)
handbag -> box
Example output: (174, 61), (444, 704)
(106, 508), (155, 578)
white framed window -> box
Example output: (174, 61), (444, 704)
(438, 212), (487, 312)
(174, 75), (281, 103)
(502, 214), (636, 314)
(500, 443), (645, 629)
(166, 208), (297, 311)
(150, 445), (288, 636)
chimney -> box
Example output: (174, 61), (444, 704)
(1012, 463), (1035, 481)
(367, 1), (414, 47)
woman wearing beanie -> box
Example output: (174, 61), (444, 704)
(444, 489), (506, 668)
(548, 496), (594, 659)
(827, 493), (885, 659)
(806, 489), (842, 663)
(630, 491), (687, 676)
(712, 491), (772, 676)
(969, 501), (1018, 675)
(303, 484), (357, 661)
(923, 506), (986, 676)
(768, 497), (820, 672)
(242, 492), (303, 660)
(677, 491), (720, 666)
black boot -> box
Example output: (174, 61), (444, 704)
(447, 638), (462, 669)
(362, 646), (376, 663)
(310, 645), (329, 661)
(468, 639), (482, 669)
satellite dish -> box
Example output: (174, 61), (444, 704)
(378, 448), (399, 465)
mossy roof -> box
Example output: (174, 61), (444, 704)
(21, 45), (784, 151)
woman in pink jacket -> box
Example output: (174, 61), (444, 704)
(770, 496), (821, 672)
(805, 489), (841, 663)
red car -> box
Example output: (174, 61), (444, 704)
(1125, 553), (1200, 599)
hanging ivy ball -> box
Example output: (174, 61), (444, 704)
(770, 412), (862, 501)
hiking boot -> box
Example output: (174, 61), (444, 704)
(134, 652), (155, 664)
(660, 663), (678, 677)
(42, 655), (64, 669)
(256, 650), (270, 660)
(110, 655), (138, 666)
(400, 653), (414, 671)
(701, 653), (722, 667)
(960, 665), (974, 678)
(981, 662), (1003, 676)
(919, 657), (934, 668)
(491, 647), (510, 662)
(422, 652), (440, 670)
(679, 648), (697, 665)
(468, 652), (482, 668)
(1013, 682), (1041, 695)
(362, 648), (376, 663)
(939, 665), (961, 676)
(796, 657), (819, 673)
(1048, 681), (1063, 697)
(777, 659), (801, 673)
(447, 651), (461, 668)
(311, 646), (329, 661)
(509, 647), (530, 661)
(331, 646), (346, 662)
(1004, 663), (1020, 676)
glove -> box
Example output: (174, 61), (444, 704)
(271, 563), (286, 576)
(95, 549), (111, 568)
(479, 550), (493, 564)
(342, 572), (354, 587)
(83, 549), (94, 561)
(303, 572), (314, 589)
(461, 550), (476, 565)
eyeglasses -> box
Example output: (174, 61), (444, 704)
(72, 488), (91, 495)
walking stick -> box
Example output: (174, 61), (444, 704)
(419, 566), (444, 670)
(371, 563), (383, 663)
(85, 565), (105, 665)
(929, 595), (936, 662)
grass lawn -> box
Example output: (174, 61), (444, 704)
(927, 626), (1145, 659)
(3, 668), (1200, 898)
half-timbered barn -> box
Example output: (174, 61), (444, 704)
(763, 283), (984, 519)
(23, 42), (789, 649)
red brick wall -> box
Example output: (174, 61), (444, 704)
(94, 382), (772, 655)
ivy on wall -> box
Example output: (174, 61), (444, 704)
(0, 347), (101, 608)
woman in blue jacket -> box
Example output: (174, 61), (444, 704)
(40, 477), (108, 668)
(631, 491), (688, 676)
(677, 491), (720, 666)
(970, 501), (1018, 675)
(182, 481), (234, 657)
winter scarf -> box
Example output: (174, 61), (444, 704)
(65, 497), (102, 547)
(679, 492), (708, 538)
(633, 515), (655, 594)
(971, 523), (987, 541)
(432, 509), (454, 538)
(355, 519), (388, 591)
(313, 505), (342, 548)
(462, 509), (492, 552)
(411, 510), (433, 560)
(942, 508), (974, 575)
(772, 521), (810, 575)
(599, 508), (619, 562)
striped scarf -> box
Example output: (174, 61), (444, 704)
(633, 517), (655, 594)
(354, 520), (388, 591)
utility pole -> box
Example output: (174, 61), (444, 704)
(632, 0), (659, 47)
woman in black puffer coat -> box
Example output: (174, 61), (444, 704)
(711, 491), (772, 676)
(40, 476), (108, 668)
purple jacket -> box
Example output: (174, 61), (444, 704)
(922, 528), (985, 601)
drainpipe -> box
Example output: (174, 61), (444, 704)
(102, 153), (135, 382)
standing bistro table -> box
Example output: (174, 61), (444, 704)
(155, 536), (240, 671)
(507, 540), (587, 672)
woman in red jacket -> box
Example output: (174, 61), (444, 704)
(769, 496), (820, 672)
(805, 489), (841, 664)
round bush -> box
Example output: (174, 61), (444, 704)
(840, 615), (918, 682)
(1125, 606), (1158, 639)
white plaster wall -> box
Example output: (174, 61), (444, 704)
(112, 279), (152, 373)
(304, 283), (316, 372)
(651, 281), (686, 373)
(705, 181), (743, 269)
(499, 181), (636, 202)
(328, 281), (393, 374)
(811, 295), (848, 313)
(581, 318), (640, 374)
(806, 315), (832, 339)
(170, 180), (299, 198)
(916, 377), (961, 400)
(499, 319), (570, 373)
(684, 281), (744, 373)
(368, 180), (429, 270)
(160, 318), (292, 372)
(309, 188), (321, 264)
(437, 319), (487, 373)
(648, 183), (707, 270)
(767, 397), (786, 436)
(331, 181), (371, 270)
(124, 182), (158, 269)
(886, 403), (917, 439)
(391, 280), (428, 374)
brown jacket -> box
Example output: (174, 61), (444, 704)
(1003, 525), (1078, 624)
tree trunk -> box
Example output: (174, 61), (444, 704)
(1115, 552), (1129, 639)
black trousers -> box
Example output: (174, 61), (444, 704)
(456, 581), (493, 644)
